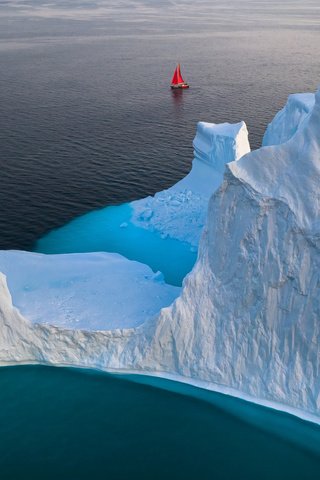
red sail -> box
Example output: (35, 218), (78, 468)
(171, 64), (185, 85)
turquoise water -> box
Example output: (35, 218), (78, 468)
(34, 203), (197, 286)
(0, 365), (319, 480)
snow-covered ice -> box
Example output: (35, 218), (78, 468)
(0, 251), (180, 330)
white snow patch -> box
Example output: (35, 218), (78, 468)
(0, 251), (180, 330)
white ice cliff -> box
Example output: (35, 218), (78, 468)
(0, 88), (319, 423)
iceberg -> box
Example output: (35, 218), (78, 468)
(0, 87), (319, 424)
(35, 121), (250, 286)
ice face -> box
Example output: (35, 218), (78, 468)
(35, 121), (250, 286)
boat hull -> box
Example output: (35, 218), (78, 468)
(171, 83), (189, 89)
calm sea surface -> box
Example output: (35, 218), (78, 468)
(0, 0), (319, 249)
(0, 365), (319, 479)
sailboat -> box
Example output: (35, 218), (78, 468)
(171, 64), (189, 89)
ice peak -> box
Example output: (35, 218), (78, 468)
(262, 92), (315, 147)
(229, 87), (320, 232)
(193, 121), (250, 174)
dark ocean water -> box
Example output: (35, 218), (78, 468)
(0, 365), (319, 480)
(0, 0), (319, 249)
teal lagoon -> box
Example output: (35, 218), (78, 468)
(0, 365), (319, 480)
(34, 203), (197, 286)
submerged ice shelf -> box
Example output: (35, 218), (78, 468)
(34, 203), (198, 287)
(0, 86), (320, 424)
(35, 121), (250, 286)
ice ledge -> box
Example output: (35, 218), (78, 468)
(0, 251), (180, 331)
